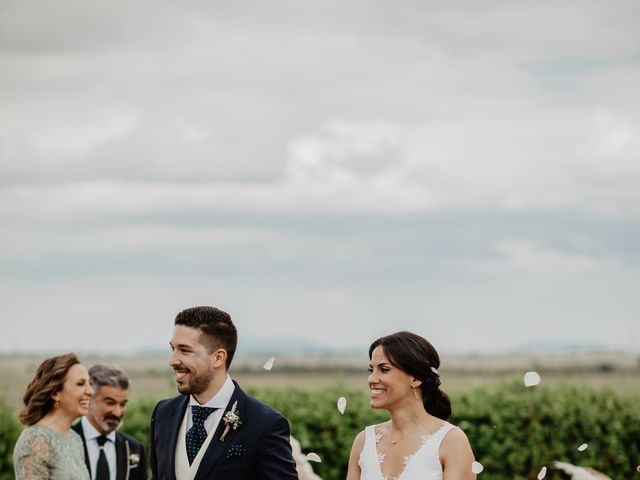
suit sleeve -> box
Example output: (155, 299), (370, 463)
(138, 440), (148, 480)
(149, 402), (159, 480)
(256, 414), (299, 480)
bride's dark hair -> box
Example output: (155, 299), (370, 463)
(369, 331), (452, 420)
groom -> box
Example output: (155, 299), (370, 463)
(149, 306), (298, 480)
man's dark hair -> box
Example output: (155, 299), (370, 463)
(175, 306), (238, 369)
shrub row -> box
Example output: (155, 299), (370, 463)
(1, 382), (639, 479)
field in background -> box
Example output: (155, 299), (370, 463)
(1, 351), (639, 410)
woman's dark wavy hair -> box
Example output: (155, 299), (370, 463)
(369, 331), (452, 420)
(18, 353), (80, 426)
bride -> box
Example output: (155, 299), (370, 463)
(346, 331), (476, 480)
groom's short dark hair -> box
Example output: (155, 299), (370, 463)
(175, 306), (238, 369)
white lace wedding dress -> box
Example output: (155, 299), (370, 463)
(358, 422), (457, 480)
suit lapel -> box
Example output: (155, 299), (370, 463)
(194, 384), (246, 480)
(115, 433), (128, 480)
(166, 396), (190, 479)
(72, 422), (91, 474)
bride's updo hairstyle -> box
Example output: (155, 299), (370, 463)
(369, 331), (452, 420)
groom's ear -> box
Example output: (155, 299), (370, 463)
(211, 348), (228, 368)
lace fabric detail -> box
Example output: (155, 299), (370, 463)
(358, 422), (458, 480)
(13, 425), (90, 480)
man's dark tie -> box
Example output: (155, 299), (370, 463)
(96, 436), (110, 480)
(185, 405), (218, 465)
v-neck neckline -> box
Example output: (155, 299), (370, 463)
(373, 421), (447, 480)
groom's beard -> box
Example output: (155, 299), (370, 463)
(177, 367), (214, 396)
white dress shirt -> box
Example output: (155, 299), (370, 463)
(174, 375), (236, 480)
(81, 416), (117, 480)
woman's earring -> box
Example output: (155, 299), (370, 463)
(413, 386), (420, 400)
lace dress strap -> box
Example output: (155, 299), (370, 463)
(358, 425), (384, 480)
(429, 422), (458, 452)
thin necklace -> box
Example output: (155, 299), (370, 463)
(390, 423), (421, 445)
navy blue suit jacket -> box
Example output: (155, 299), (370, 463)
(149, 382), (298, 480)
(72, 421), (147, 480)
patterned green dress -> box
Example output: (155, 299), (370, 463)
(13, 424), (90, 480)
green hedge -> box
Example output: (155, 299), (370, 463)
(252, 383), (640, 480)
(2, 384), (639, 479)
(0, 397), (22, 480)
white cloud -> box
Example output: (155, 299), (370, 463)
(492, 241), (605, 273)
(1, 0), (639, 354)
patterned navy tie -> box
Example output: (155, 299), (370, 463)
(185, 405), (218, 465)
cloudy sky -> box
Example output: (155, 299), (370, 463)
(1, 0), (639, 356)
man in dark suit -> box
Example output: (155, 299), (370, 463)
(149, 306), (298, 480)
(73, 364), (147, 480)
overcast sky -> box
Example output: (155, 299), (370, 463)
(1, 0), (639, 356)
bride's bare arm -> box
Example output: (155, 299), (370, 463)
(441, 428), (476, 480)
(346, 430), (366, 480)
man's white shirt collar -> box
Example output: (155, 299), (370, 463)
(188, 374), (235, 409)
(81, 416), (117, 443)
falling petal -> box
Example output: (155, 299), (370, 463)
(578, 443), (588, 452)
(263, 356), (275, 371)
(524, 371), (541, 387)
(337, 396), (347, 414)
(430, 367), (439, 375)
(471, 461), (484, 474)
(306, 452), (321, 462)
(537, 466), (547, 479)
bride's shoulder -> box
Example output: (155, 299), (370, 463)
(440, 425), (473, 455)
(352, 421), (384, 447)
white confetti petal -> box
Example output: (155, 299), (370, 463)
(524, 371), (541, 387)
(578, 443), (588, 452)
(306, 452), (321, 462)
(337, 396), (347, 414)
(430, 367), (439, 375)
(537, 466), (547, 479)
(471, 461), (484, 474)
(263, 356), (275, 371)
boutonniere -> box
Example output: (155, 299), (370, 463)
(220, 401), (242, 442)
(128, 453), (140, 468)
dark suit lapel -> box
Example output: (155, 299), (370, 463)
(115, 433), (128, 480)
(194, 384), (246, 480)
(166, 396), (190, 479)
(72, 422), (91, 474)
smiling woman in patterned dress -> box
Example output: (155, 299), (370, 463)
(13, 353), (93, 480)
